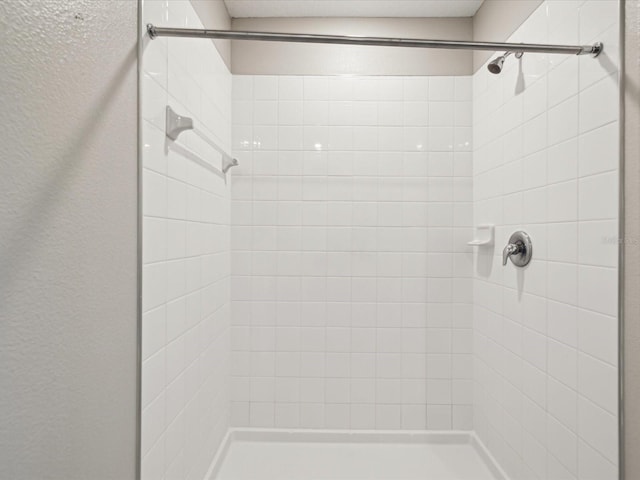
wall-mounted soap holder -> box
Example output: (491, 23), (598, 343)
(468, 224), (495, 247)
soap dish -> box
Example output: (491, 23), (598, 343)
(468, 224), (495, 247)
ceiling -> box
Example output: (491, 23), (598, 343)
(223, 0), (485, 18)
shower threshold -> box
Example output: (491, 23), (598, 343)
(208, 429), (506, 480)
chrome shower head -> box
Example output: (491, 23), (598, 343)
(487, 51), (523, 74)
(488, 52), (510, 74)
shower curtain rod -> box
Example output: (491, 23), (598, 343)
(147, 24), (602, 57)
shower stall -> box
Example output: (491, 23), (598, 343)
(140, 1), (621, 478)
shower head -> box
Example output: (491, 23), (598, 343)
(487, 51), (522, 74)
(487, 52), (510, 74)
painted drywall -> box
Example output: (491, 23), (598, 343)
(185, 1), (550, 75)
(230, 17), (473, 76)
(472, 0), (543, 72)
(185, 0), (549, 76)
(624, 1), (640, 477)
(191, 0), (232, 68)
(224, 0), (484, 18)
(0, 1), (138, 479)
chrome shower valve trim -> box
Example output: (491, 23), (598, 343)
(503, 231), (533, 267)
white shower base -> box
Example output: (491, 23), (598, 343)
(208, 429), (506, 480)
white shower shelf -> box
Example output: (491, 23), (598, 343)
(468, 225), (495, 247)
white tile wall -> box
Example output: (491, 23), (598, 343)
(141, 1), (232, 479)
(472, 1), (619, 478)
(140, 1), (619, 476)
(231, 75), (474, 431)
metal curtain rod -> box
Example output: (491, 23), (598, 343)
(147, 24), (602, 57)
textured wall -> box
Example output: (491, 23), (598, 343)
(472, 1), (620, 478)
(230, 75), (474, 430)
(0, 1), (138, 479)
(140, 1), (233, 479)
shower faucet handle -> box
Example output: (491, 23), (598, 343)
(502, 231), (533, 267)
(502, 243), (521, 266)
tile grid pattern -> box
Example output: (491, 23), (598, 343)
(139, 1), (621, 477)
(230, 75), (475, 431)
(472, 1), (620, 479)
(141, 1), (232, 479)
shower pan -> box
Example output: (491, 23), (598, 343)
(139, 1), (621, 479)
